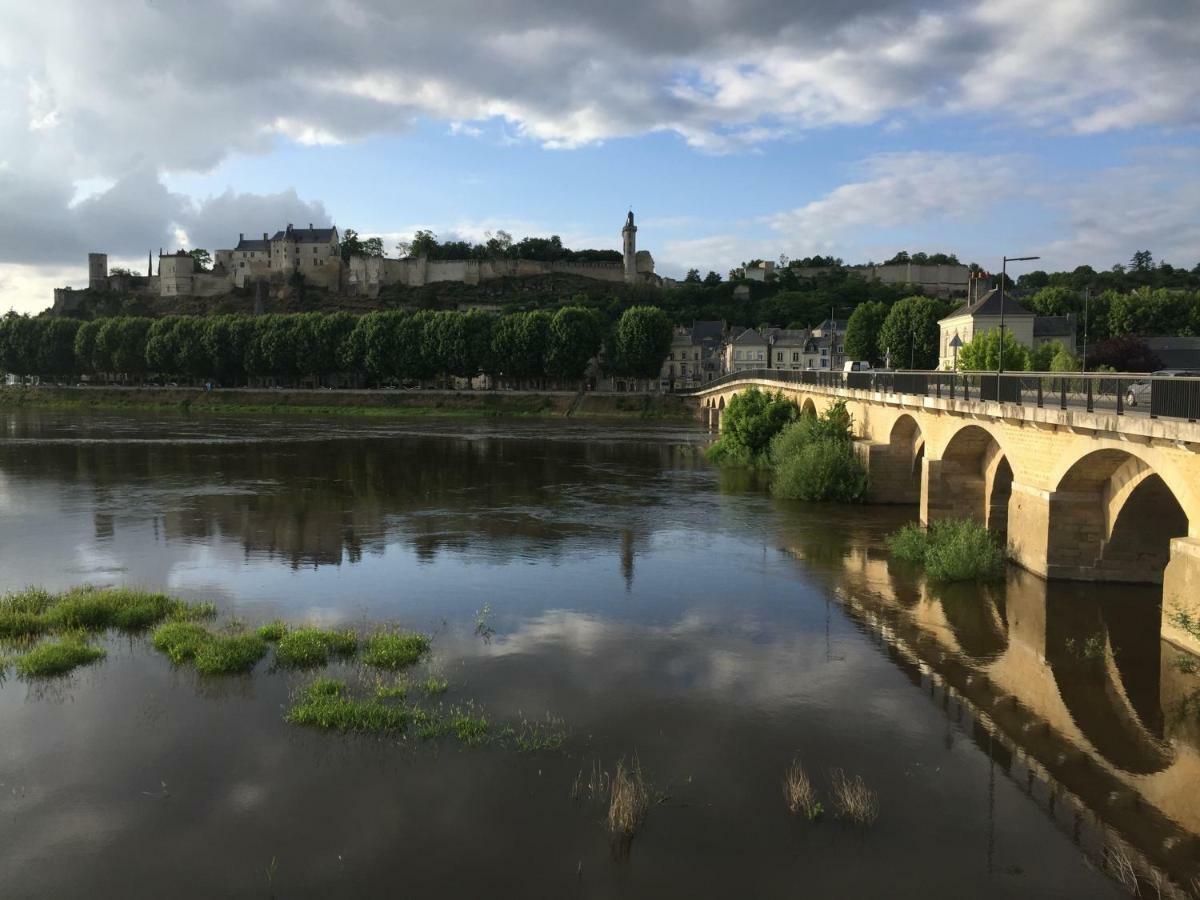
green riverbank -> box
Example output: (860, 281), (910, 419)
(0, 385), (697, 421)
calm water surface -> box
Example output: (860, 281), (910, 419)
(0, 410), (1196, 898)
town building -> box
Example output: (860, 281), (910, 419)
(660, 321), (726, 390)
(937, 289), (1077, 370)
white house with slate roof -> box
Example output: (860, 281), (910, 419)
(937, 288), (1076, 370)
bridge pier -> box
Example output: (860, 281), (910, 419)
(1163, 538), (1200, 656)
(861, 442), (922, 504)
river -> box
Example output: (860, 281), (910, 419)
(0, 410), (1195, 898)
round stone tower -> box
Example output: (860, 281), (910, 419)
(88, 253), (108, 290)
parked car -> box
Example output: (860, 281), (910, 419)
(1124, 370), (1200, 407)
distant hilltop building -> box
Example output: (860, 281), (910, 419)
(53, 213), (658, 312)
(738, 259), (970, 298)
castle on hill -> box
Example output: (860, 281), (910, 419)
(54, 212), (657, 312)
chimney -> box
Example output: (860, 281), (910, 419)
(308, 223), (313, 230)
(263, 232), (268, 242)
(239, 232), (244, 242)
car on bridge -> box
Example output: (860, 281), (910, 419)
(1124, 370), (1200, 407)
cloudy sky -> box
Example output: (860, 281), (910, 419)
(2, 0), (1198, 312)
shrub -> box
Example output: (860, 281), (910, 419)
(362, 631), (430, 670)
(0, 588), (55, 638)
(275, 627), (358, 668)
(887, 519), (1005, 582)
(17, 637), (106, 678)
(256, 620), (287, 642)
(768, 400), (867, 501)
(706, 388), (798, 467)
(193, 633), (268, 675)
(772, 439), (867, 501)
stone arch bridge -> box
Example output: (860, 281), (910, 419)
(690, 374), (1200, 656)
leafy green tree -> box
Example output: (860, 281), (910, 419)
(74, 320), (103, 376)
(613, 306), (672, 378)
(188, 249), (212, 271)
(878, 296), (943, 369)
(705, 388), (798, 466)
(843, 301), (888, 365)
(702, 271), (722, 287)
(340, 230), (385, 262)
(394, 311), (436, 381)
(463, 310), (495, 378)
(546, 306), (603, 380)
(1050, 346), (1081, 372)
(0, 313), (36, 376)
(201, 316), (255, 385)
(423, 311), (469, 382)
(36, 318), (81, 378)
(1026, 287), (1079, 316)
(313, 313), (357, 383)
(684, 269), (701, 284)
(956, 328), (1031, 371)
(1030, 340), (1062, 371)
(489, 314), (526, 381)
(1130, 250), (1154, 273)
(95, 317), (151, 379)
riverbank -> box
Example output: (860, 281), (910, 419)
(0, 385), (698, 421)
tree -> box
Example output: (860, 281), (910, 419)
(485, 230), (513, 257)
(1130, 250), (1154, 273)
(340, 229), (384, 262)
(546, 306), (603, 381)
(188, 249), (212, 271)
(702, 271), (722, 287)
(1026, 286), (1079, 316)
(35, 318), (81, 379)
(684, 269), (702, 284)
(878, 296), (943, 369)
(1050, 346), (1081, 372)
(843, 301), (888, 365)
(705, 388), (797, 466)
(613, 306), (673, 379)
(956, 328), (1031, 371)
(1087, 336), (1161, 372)
(203, 315), (256, 385)
(313, 312), (357, 383)
(1030, 340), (1062, 372)
(463, 310), (495, 379)
(0, 313), (36, 376)
(74, 320), (103, 377)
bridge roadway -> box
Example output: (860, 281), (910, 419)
(687, 372), (1200, 657)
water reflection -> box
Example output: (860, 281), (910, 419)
(774, 506), (1200, 887)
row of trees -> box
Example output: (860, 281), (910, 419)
(0, 306), (673, 386)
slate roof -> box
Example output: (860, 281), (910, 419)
(1145, 337), (1200, 370)
(945, 288), (1033, 320)
(234, 238), (271, 252)
(1033, 315), (1076, 337)
(732, 327), (766, 345)
(270, 226), (339, 243)
(691, 320), (725, 342)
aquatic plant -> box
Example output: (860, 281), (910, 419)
(152, 621), (212, 664)
(449, 702), (489, 746)
(193, 633), (268, 675)
(419, 673), (448, 695)
(769, 401), (868, 502)
(256, 620), (287, 642)
(274, 627), (358, 668)
(1065, 632), (1108, 662)
(16, 635), (106, 678)
(361, 630), (430, 670)
(706, 388), (798, 467)
(474, 603), (495, 641)
(783, 759), (822, 820)
(887, 519), (1004, 582)
(829, 768), (879, 827)
(513, 712), (568, 752)
(1, 586), (212, 639)
(608, 756), (651, 837)
(285, 678), (410, 733)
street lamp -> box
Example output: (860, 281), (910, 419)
(998, 255), (1040, 373)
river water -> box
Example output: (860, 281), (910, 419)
(0, 410), (1196, 898)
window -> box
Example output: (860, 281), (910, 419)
(668, 352), (674, 361)
(776, 351), (783, 362)
(693, 352), (699, 360)
(757, 351), (764, 360)
(792, 352), (799, 362)
(735, 350), (743, 360)
(681, 363), (688, 375)
(239, 262), (245, 268)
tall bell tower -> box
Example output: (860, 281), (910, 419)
(622, 210), (637, 284)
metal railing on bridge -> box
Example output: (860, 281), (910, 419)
(682, 369), (1200, 423)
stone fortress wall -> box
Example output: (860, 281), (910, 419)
(52, 212), (657, 312)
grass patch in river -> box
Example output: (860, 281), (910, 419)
(362, 630), (431, 670)
(285, 678), (411, 733)
(1, 586), (214, 639)
(783, 759), (822, 820)
(829, 768), (879, 827)
(255, 620), (287, 642)
(16, 635), (106, 678)
(608, 756), (651, 838)
(419, 673), (448, 695)
(275, 627), (358, 668)
(152, 621), (212, 664)
(193, 633), (268, 675)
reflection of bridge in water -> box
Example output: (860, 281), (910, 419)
(782, 519), (1200, 891)
(692, 374), (1200, 658)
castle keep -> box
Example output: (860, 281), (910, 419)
(53, 213), (657, 312)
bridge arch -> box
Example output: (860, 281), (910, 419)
(1047, 449), (1191, 584)
(926, 423), (1013, 536)
(800, 397), (817, 418)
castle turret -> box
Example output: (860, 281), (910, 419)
(622, 211), (637, 284)
(88, 253), (108, 290)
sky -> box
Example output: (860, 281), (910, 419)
(1, 0), (1198, 313)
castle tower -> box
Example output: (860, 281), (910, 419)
(88, 253), (108, 290)
(148, 251), (153, 278)
(622, 210), (637, 284)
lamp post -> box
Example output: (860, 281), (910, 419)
(998, 255), (1040, 374)
(1081, 286), (1090, 372)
